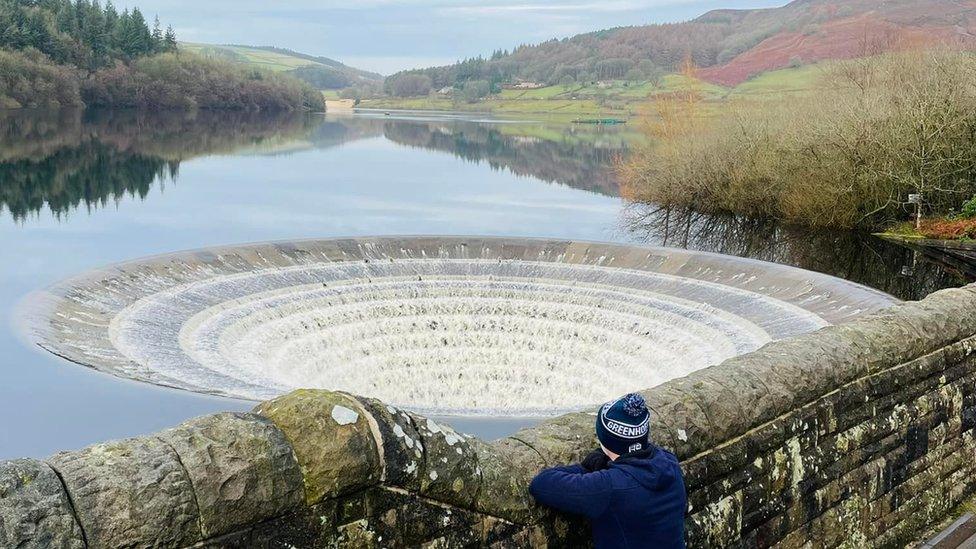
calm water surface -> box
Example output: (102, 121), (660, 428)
(0, 109), (968, 458)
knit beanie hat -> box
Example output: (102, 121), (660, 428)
(596, 393), (650, 456)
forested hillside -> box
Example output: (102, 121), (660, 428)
(386, 0), (976, 94)
(0, 0), (324, 110)
(0, 0), (176, 69)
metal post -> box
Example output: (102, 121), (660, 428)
(909, 193), (922, 230)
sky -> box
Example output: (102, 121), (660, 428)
(118, 0), (788, 75)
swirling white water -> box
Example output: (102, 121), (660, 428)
(22, 237), (898, 416)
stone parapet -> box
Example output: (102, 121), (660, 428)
(3, 283), (976, 547)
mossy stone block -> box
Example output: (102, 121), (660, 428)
(254, 389), (381, 505)
(354, 396), (425, 491)
(0, 458), (85, 549)
(469, 437), (542, 523)
(159, 412), (304, 537)
(409, 413), (481, 508)
(47, 436), (202, 548)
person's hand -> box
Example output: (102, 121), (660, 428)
(580, 448), (609, 472)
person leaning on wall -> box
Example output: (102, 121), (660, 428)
(529, 393), (688, 548)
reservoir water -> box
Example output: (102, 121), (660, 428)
(0, 109), (968, 459)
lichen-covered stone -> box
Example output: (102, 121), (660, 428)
(254, 389), (381, 505)
(47, 436), (202, 548)
(0, 459), (84, 549)
(337, 519), (379, 547)
(647, 381), (717, 459)
(529, 509), (589, 547)
(491, 524), (556, 548)
(158, 412), (304, 537)
(468, 438), (541, 523)
(507, 411), (595, 466)
(409, 412), (481, 507)
(354, 396), (424, 490)
(192, 499), (342, 549)
(364, 486), (481, 546)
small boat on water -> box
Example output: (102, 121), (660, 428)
(572, 118), (627, 125)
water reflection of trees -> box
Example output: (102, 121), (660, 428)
(0, 109), (321, 220)
(623, 205), (968, 301)
(381, 120), (625, 195)
(0, 112), (624, 220)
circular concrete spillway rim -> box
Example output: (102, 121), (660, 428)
(18, 235), (899, 417)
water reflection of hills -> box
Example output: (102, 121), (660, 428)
(623, 205), (969, 301)
(0, 112), (626, 220)
(380, 120), (624, 196)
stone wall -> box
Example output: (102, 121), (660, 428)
(3, 283), (976, 548)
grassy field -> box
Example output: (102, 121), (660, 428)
(879, 219), (976, 241)
(180, 43), (319, 72)
(359, 63), (831, 117)
(727, 64), (827, 98)
(357, 95), (624, 117)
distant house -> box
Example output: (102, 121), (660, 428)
(437, 86), (454, 95)
(502, 81), (545, 90)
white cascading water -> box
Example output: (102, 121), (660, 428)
(22, 238), (898, 416)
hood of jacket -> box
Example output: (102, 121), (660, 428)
(609, 446), (681, 492)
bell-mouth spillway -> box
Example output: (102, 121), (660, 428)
(21, 236), (899, 417)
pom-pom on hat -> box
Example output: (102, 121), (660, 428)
(596, 393), (650, 456)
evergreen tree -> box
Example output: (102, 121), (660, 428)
(77, 0), (107, 68)
(55, 3), (78, 37)
(163, 25), (176, 52)
(103, 1), (118, 30)
(128, 8), (151, 56)
(151, 15), (161, 52)
(112, 9), (131, 55)
(102, 1), (117, 55)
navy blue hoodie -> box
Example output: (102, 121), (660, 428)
(529, 446), (687, 548)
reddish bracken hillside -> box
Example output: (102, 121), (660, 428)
(699, 0), (976, 86)
(395, 0), (976, 93)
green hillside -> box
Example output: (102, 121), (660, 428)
(727, 64), (827, 98)
(180, 43), (382, 89)
(359, 63), (831, 116)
